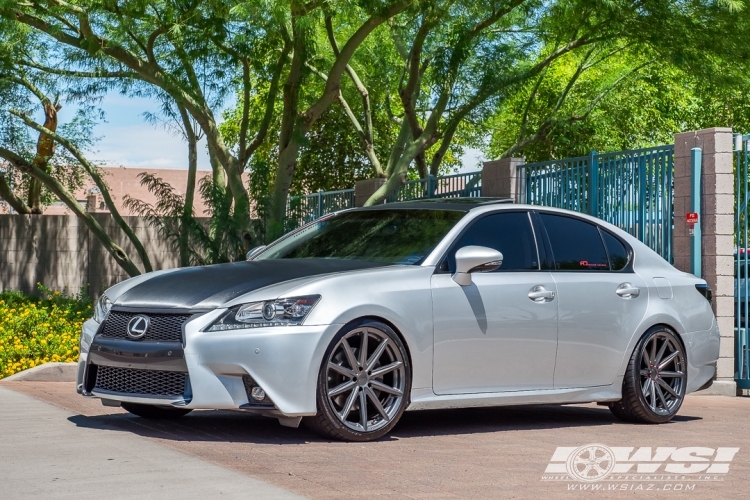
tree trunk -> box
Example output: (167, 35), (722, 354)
(178, 105), (198, 268)
(27, 101), (61, 213)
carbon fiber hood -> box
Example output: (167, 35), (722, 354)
(113, 259), (389, 310)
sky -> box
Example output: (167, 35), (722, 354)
(56, 92), (485, 175)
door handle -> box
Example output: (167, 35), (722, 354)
(616, 282), (641, 298)
(528, 285), (555, 303)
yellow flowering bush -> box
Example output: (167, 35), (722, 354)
(0, 284), (91, 379)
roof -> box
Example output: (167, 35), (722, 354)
(359, 197), (513, 212)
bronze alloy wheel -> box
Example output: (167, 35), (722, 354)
(610, 326), (686, 424)
(305, 320), (411, 442)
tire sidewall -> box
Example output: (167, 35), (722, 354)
(315, 319), (411, 441)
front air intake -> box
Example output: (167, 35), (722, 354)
(95, 365), (188, 397)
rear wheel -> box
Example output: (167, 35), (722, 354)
(304, 320), (411, 442)
(121, 402), (192, 419)
(610, 326), (686, 424)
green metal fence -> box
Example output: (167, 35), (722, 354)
(734, 133), (750, 389)
(388, 171), (482, 202)
(521, 145), (674, 263)
(285, 188), (355, 231)
(284, 171), (482, 231)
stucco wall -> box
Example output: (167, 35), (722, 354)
(0, 214), (191, 298)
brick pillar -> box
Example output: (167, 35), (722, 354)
(354, 178), (386, 207)
(674, 127), (735, 395)
(86, 194), (98, 213)
(481, 157), (525, 202)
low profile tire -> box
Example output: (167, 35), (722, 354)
(304, 320), (411, 442)
(121, 402), (192, 419)
(610, 326), (687, 424)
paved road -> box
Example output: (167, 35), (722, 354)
(0, 386), (303, 500)
(3, 381), (750, 499)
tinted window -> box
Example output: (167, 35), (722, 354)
(540, 213), (609, 271)
(257, 209), (465, 265)
(600, 229), (629, 271)
(444, 212), (538, 272)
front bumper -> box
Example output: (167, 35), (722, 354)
(77, 310), (343, 416)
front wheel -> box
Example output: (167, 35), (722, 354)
(304, 320), (411, 442)
(610, 326), (687, 424)
(121, 402), (192, 419)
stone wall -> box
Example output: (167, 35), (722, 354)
(0, 214), (186, 298)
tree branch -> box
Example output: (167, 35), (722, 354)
(0, 170), (31, 214)
(10, 110), (154, 272)
(242, 40), (292, 164)
(0, 147), (141, 276)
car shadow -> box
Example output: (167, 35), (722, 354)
(67, 403), (702, 445)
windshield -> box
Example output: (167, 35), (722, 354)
(257, 209), (465, 265)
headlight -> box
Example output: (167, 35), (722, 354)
(93, 295), (112, 323)
(207, 295), (321, 331)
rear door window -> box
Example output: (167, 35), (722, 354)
(540, 213), (609, 271)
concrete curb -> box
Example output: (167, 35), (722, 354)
(694, 380), (737, 397)
(3, 362), (77, 382)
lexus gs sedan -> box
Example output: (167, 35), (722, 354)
(76, 198), (719, 441)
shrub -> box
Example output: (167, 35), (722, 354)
(0, 284), (91, 379)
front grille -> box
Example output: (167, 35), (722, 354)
(99, 312), (191, 342)
(94, 365), (188, 397)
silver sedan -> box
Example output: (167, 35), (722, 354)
(76, 199), (719, 441)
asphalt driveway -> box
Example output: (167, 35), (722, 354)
(2, 381), (750, 499)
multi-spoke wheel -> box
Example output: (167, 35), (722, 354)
(610, 326), (686, 424)
(305, 320), (411, 441)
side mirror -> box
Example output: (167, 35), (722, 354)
(452, 246), (503, 286)
(246, 245), (267, 261)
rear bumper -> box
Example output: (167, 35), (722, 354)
(77, 310), (342, 416)
(683, 318), (721, 394)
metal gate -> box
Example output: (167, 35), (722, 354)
(734, 134), (750, 389)
(521, 145), (675, 263)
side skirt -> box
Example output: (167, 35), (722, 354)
(406, 380), (623, 412)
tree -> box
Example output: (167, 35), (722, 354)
(1, 0), (413, 243)
(486, 2), (750, 161)
(355, 0), (750, 204)
(0, 20), (152, 277)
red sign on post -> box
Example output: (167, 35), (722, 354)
(686, 212), (699, 224)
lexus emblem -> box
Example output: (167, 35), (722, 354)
(127, 315), (150, 339)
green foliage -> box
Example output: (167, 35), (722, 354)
(124, 173), (247, 264)
(0, 285), (91, 379)
(487, 39), (750, 162)
(4, 0), (750, 226)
